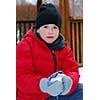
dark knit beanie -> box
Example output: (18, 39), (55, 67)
(35, 3), (62, 30)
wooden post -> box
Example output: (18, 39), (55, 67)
(59, 0), (71, 46)
(59, 0), (66, 37)
(64, 0), (71, 46)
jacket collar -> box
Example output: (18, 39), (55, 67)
(34, 32), (65, 50)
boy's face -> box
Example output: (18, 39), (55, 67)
(37, 24), (59, 44)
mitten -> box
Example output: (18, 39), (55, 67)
(39, 71), (64, 96)
(48, 71), (63, 81)
(39, 78), (63, 96)
(47, 80), (63, 96)
(50, 72), (66, 83)
(61, 75), (73, 95)
(49, 72), (73, 95)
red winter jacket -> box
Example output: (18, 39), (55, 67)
(16, 27), (80, 100)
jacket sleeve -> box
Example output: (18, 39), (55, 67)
(61, 45), (80, 95)
(16, 39), (49, 98)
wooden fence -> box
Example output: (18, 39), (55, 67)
(16, 18), (83, 67)
(69, 17), (83, 67)
(16, 20), (35, 43)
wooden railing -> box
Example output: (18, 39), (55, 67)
(16, 20), (35, 43)
(69, 16), (83, 67)
(16, 18), (83, 67)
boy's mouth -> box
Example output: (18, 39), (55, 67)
(47, 36), (54, 38)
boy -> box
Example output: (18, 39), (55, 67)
(16, 3), (83, 100)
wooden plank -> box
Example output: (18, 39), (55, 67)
(71, 23), (75, 57)
(80, 22), (83, 64)
(59, 0), (66, 38)
(76, 22), (80, 63)
(64, 0), (71, 46)
(59, 0), (71, 45)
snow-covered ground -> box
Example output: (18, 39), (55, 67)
(79, 67), (83, 83)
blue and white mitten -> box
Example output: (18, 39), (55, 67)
(39, 71), (63, 96)
(49, 72), (73, 95)
(61, 75), (73, 95)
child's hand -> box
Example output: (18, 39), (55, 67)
(60, 75), (73, 95)
(47, 71), (73, 95)
(39, 78), (63, 96)
(39, 71), (64, 96)
(48, 71), (63, 81)
(39, 71), (73, 96)
(48, 72), (73, 95)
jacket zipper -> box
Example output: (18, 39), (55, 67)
(51, 50), (59, 100)
(51, 50), (57, 73)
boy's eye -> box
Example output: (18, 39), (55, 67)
(43, 26), (48, 28)
(53, 26), (58, 29)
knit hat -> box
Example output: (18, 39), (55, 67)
(35, 3), (62, 30)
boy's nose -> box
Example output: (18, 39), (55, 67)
(48, 28), (53, 34)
